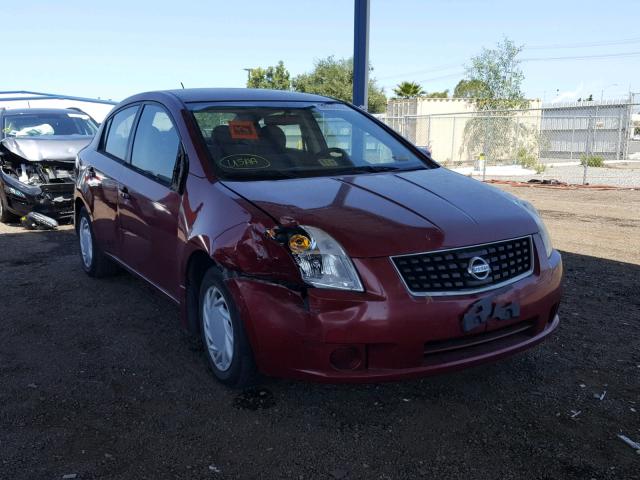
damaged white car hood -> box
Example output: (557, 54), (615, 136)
(0, 136), (91, 162)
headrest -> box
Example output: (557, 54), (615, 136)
(261, 125), (286, 150)
(212, 125), (232, 144)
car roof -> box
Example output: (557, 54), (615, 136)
(0, 108), (86, 115)
(164, 88), (336, 103)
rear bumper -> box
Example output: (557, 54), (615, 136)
(227, 237), (563, 383)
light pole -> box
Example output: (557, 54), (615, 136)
(243, 68), (253, 85)
(352, 0), (370, 111)
(600, 83), (619, 103)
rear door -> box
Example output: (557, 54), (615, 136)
(116, 103), (184, 300)
(84, 105), (139, 257)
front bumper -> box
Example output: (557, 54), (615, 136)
(2, 181), (74, 220)
(227, 235), (563, 383)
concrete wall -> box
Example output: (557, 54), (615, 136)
(385, 98), (542, 164)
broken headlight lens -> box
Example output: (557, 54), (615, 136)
(5, 185), (27, 198)
(292, 226), (363, 291)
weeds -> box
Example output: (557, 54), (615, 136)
(580, 154), (605, 167)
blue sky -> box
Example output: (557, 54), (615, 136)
(4, 0), (639, 103)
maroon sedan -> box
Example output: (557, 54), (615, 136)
(74, 89), (562, 386)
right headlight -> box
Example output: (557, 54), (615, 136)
(517, 199), (553, 257)
(289, 225), (363, 292)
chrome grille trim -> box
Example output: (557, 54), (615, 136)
(390, 235), (535, 297)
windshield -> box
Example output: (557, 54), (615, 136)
(2, 112), (98, 137)
(189, 101), (433, 180)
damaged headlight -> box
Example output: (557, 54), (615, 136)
(5, 185), (27, 198)
(289, 226), (363, 291)
(517, 200), (553, 257)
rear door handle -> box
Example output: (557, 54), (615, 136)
(119, 186), (131, 199)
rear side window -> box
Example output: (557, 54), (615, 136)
(104, 106), (138, 160)
(130, 105), (180, 185)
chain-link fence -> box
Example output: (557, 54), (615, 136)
(378, 101), (640, 187)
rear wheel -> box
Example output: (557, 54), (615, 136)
(199, 267), (256, 387)
(78, 207), (119, 277)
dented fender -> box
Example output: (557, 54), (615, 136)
(210, 221), (302, 284)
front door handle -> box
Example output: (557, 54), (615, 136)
(119, 186), (131, 199)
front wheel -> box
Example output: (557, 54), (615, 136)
(199, 267), (256, 387)
(0, 189), (17, 223)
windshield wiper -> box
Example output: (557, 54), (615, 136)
(348, 164), (425, 174)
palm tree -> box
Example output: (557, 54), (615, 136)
(393, 81), (425, 99)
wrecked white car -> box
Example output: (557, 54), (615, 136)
(0, 108), (98, 226)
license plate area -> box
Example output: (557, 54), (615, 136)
(461, 296), (520, 332)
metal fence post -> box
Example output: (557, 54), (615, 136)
(583, 115), (592, 185)
(570, 118), (575, 161)
(616, 110), (623, 160)
(427, 115), (432, 147)
(514, 116), (520, 164)
(482, 113), (489, 181)
(449, 116), (456, 165)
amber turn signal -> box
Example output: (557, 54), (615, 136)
(288, 234), (311, 253)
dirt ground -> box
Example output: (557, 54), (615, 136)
(1, 185), (639, 480)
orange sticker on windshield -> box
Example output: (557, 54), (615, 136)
(228, 121), (258, 140)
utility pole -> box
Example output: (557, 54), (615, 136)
(352, 0), (370, 111)
(243, 68), (253, 85)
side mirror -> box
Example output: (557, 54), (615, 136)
(173, 147), (189, 193)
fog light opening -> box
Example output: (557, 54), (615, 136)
(329, 346), (363, 371)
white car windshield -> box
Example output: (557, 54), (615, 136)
(3, 112), (98, 137)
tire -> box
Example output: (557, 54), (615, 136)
(199, 267), (256, 387)
(77, 207), (119, 277)
(0, 189), (17, 223)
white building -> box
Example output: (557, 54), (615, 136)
(0, 91), (115, 123)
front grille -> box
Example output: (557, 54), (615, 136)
(391, 236), (533, 295)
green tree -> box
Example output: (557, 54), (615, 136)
(465, 37), (528, 111)
(577, 94), (594, 102)
(461, 38), (533, 164)
(292, 56), (387, 113)
(425, 89), (449, 98)
(453, 79), (488, 98)
(246, 61), (291, 90)
(393, 81), (425, 98)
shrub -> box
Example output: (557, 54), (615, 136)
(535, 163), (546, 174)
(516, 147), (537, 169)
(580, 154), (604, 167)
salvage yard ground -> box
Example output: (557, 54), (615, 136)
(1, 184), (639, 480)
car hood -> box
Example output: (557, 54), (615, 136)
(222, 168), (538, 258)
(0, 136), (91, 162)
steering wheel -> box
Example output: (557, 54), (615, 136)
(318, 147), (352, 166)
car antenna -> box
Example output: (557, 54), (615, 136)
(180, 82), (185, 89)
